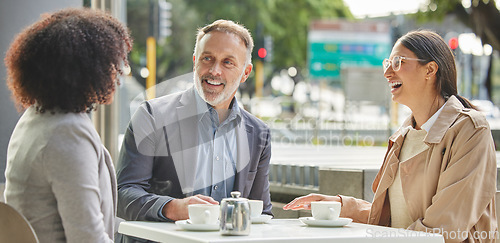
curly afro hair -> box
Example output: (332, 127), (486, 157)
(4, 7), (133, 113)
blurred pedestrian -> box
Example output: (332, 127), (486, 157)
(4, 7), (132, 243)
(284, 30), (497, 243)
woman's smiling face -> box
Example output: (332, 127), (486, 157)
(384, 41), (429, 108)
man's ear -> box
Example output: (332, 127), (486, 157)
(240, 64), (253, 83)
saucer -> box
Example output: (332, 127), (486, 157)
(175, 220), (219, 231)
(251, 214), (272, 224)
(299, 217), (352, 227)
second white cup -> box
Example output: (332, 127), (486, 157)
(311, 201), (341, 221)
(188, 204), (220, 225)
(248, 200), (263, 218)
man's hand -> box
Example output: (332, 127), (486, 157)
(162, 194), (219, 221)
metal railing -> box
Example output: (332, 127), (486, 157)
(269, 164), (319, 202)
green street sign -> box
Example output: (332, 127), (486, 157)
(308, 41), (391, 81)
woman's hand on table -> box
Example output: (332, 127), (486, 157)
(282, 193), (341, 210)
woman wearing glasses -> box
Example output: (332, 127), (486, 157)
(284, 30), (497, 242)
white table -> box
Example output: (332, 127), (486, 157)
(118, 219), (444, 243)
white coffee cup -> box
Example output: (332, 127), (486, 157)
(248, 200), (263, 218)
(311, 201), (341, 221)
(188, 204), (220, 225)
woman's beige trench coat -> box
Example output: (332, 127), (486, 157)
(340, 96), (497, 243)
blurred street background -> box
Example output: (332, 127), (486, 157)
(2, 0), (500, 206)
(118, 0), (500, 150)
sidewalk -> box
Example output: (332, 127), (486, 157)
(271, 143), (387, 169)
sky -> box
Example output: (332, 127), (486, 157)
(343, 0), (430, 18)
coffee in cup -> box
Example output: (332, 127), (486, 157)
(188, 204), (220, 225)
(311, 201), (341, 221)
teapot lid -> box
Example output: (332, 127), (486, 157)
(231, 191), (241, 198)
(222, 191), (248, 202)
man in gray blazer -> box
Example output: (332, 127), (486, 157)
(116, 19), (272, 226)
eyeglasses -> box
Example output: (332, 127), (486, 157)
(383, 56), (427, 71)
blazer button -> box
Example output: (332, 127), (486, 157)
(214, 185), (218, 190)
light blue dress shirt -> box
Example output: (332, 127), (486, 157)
(157, 91), (241, 219)
(193, 91), (240, 202)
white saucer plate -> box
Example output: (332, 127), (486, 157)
(175, 220), (219, 231)
(299, 217), (352, 227)
(251, 214), (272, 224)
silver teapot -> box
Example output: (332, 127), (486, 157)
(219, 191), (250, 235)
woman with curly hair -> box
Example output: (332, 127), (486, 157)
(3, 7), (132, 242)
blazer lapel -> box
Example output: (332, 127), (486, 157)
(233, 117), (253, 195)
(172, 88), (199, 194)
(236, 121), (252, 172)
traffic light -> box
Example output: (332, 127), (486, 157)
(448, 37), (459, 50)
(158, 0), (172, 39)
(258, 48), (267, 59)
(255, 36), (272, 61)
(263, 35), (273, 62)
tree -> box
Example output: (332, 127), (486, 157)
(127, 0), (199, 86)
(127, 0), (353, 85)
(154, 0), (199, 80)
(418, 0), (500, 51)
(185, 0), (353, 70)
(416, 0), (500, 100)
